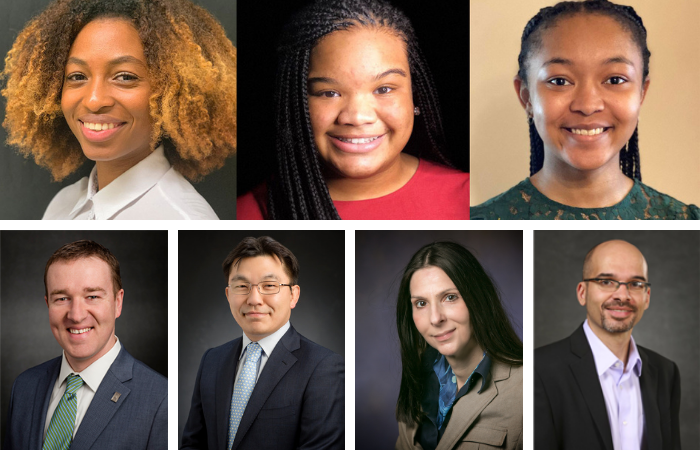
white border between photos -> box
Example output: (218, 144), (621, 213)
(2, 217), (698, 449)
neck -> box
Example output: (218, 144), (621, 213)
(325, 153), (419, 201)
(587, 319), (632, 366)
(530, 156), (633, 209)
(95, 146), (151, 191)
(66, 334), (117, 373)
(445, 342), (484, 389)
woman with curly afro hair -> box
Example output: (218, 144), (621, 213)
(1, 0), (236, 220)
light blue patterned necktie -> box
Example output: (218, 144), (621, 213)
(228, 342), (262, 449)
(43, 374), (84, 450)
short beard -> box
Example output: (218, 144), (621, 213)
(600, 301), (637, 333)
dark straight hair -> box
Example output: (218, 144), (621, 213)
(395, 241), (522, 426)
(222, 236), (300, 285)
(268, 0), (450, 219)
(518, 0), (650, 180)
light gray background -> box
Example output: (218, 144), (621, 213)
(0, 230), (168, 442)
(177, 230), (346, 441)
(0, 0), (237, 219)
(355, 230), (523, 450)
(534, 230), (700, 447)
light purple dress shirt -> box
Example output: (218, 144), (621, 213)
(583, 320), (645, 450)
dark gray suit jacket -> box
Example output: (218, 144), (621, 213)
(535, 323), (681, 450)
(3, 346), (167, 450)
(180, 324), (344, 450)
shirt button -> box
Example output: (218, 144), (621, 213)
(623, 421), (628, 426)
(614, 362), (620, 368)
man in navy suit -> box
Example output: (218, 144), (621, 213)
(3, 240), (167, 450)
(180, 236), (344, 450)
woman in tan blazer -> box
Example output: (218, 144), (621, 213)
(395, 242), (523, 450)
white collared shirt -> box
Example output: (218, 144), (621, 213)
(234, 321), (290, 387)
(583, 320), (645, 450)
(44, 336), (122, 439)
(42, 146), (219, 220)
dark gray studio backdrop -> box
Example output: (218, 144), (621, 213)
(178, 230), (345, 440)
(0, 0), (237, 219)
(534, 230), (700, 447)
(0, 230), (168, 442)
(356, 231), (523, 450)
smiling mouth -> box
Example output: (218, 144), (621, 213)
(69, 327), (93, 334)
(80, 120), (126, 132)
(433, 329), (455, 341)
(334, 136), (382, 144)
(564, 127), (612, 136)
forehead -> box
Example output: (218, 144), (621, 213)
(588, 244), (647, 277)
(530, 14), (643, 74)
(69, 18), (145, 61)
(309, 26), (409, 79)
(46, 257), (113, 285)
(230, 255), (288, 280)
(409, 266), (456, 292)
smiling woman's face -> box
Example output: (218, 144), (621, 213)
(61, 18), (152, 166)
(307, 26), (414, 180)
(521, 14), (650, 174)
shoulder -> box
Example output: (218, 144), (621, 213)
(635, 182), (700, 219)
(470, 179), (533, 220)
(148, 168), (219, 220)
(535, 335), (574, 368)
(42, 177), (89, 219)
(12, 356), (61, 387)
(236, 183), (268, 220)
(637, 344), (679, 374)
(417, 159), (469, 181)
(296, 332), (342, 362)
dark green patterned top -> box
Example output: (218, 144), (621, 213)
(471, 178), (700, 220)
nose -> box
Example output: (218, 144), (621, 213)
(429, 302), (445, 326)
(612, 282), (632, 300)
(570, 80), (604, 116)
(67, 298), (88, 323)
(336, 93), (377, 126)
(83, 78), (115, 112)
(246, 286), (264, 306)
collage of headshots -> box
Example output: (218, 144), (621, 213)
(0, 0), (699, 449)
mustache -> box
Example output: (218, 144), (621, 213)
(602, 300), (637, 312)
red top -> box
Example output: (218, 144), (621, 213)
(237, 159), (470, 220)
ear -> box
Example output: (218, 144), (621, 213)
(642, 286), (650, 311)
(640, 77), (651, 105)
(290, 285), (300, 310)
(114, 289), (124, 319)
(514, 76), (531, 115)
(576, 282), (587, 306)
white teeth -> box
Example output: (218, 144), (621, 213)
(336, 136), (380, 144)
(83, 122), (117, 131)
(571, 128), (604, 136)
(70, 327), (92, 334)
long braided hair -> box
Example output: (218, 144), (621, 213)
(268, 0), (449, 220)
(517, 0), (650, 180)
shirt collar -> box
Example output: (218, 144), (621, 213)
(431, 350), (491, 394)
(240, 321), (291, 360)
(57, 336), (122, 393)
(68, 145), (170, 219)
(583, 319), (642, 377)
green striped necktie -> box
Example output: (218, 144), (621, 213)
(43, 374), (84, 450)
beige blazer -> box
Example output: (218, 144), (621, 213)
(396, 360), (522, 450)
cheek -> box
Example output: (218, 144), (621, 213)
(308, 100), (335, 137)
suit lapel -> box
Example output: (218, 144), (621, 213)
(435, 361), (510, 450)
(231, 326), (300, 450)
(216, 338), (242, 450)
(638, 347), (661, 449)
(70, 348), (133, 450)
(569, 325), (614, 450)
(33, 359), (61, 450)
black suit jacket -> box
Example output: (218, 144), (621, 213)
(180, 324), (344, 450)
(535, 323), (681, 450)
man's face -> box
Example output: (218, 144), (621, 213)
(225, 255), (300, 341)
(45, 257), (123, 372)
(577, 240), (650, 336)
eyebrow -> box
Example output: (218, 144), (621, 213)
(49, 286), (107, 296)
(66, 55), (146, 69)
(596, 273), (647, 282)
(410, 288), (459, 300)
(543, 56), (635, 68)
(229, 273), (280, 283)
(308, 68), (408, 86)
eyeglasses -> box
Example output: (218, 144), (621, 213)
(583, 278), (651, 292)
(228, 281), (293, 295)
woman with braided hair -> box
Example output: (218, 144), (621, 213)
(471, 0), (699, 220)
(236, 0), (469, 220)
(1, 0), (236, 220)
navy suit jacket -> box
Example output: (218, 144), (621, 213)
(535, 324), (681, 450)
(4, 346), (167, 450)
(180, 324), (344, 450)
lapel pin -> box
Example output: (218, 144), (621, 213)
(111, 392), (122, 403)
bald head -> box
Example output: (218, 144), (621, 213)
(582, 240), (648, 280)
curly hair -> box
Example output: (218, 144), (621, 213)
(1, 0), (236, 182)
(268, 0), (450, 219)
(518, 0), (650, 181)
